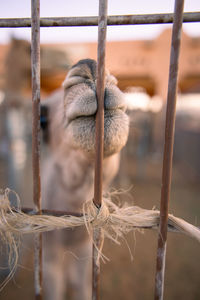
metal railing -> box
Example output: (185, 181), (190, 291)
(0, 0), (198, 299)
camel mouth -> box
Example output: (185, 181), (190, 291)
(66, 109), (129, 157)
(64, 83), (127, 128)
(68, 106), (126, 125)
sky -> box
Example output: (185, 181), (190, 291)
(0, 0), (199, 44)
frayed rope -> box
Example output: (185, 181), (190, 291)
(0, 188), (200, 289)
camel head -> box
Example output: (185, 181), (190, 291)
(41, 59), (129, 158)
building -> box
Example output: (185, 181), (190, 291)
(0, 29), (199, 101)
(54, 28), (200, 98)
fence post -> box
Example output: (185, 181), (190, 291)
(31, 0), (43, 299)
(154, 1), (185, 299)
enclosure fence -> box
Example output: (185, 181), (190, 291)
(1, 0), (200, 299)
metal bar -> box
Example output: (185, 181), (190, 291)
(154, 1), (185, 300)
(92, 0), (108, 299)
(0, 12), (199, 28)
(31, 0), (43, 299)
(94, 1), (107, 209)
(32, 0), (41, 211)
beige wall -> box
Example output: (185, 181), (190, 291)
(55, 29), (200, 98)
(0, 29), (200, 99)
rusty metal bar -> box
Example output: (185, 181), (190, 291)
(154, 1), (185, 300)
(92, 0), (108, 299)
(31, 0), (43, 299)
(0, 12), (199, 28)
(94, 2), (107, 208)
(32, 0), (41, 211)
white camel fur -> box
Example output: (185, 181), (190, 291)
(41, 59), (129, 300)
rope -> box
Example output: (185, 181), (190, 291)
(0, 188), (200, 289)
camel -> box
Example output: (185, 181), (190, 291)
(41, 59), (129, 300)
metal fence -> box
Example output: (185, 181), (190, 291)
(1, 0), (200, 299)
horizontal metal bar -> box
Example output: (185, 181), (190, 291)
(0, 12), (199, 28)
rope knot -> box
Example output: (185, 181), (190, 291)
(83, 198), (110, 228)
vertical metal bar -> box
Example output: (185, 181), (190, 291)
(92, 0), (108, 299)
(154, 1), (184, 299)
(31, 0), (43, 299)
(94, 1), (108, 207)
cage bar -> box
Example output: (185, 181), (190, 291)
(1, 0), (199, 299)
(31, 0), (43, 299)
(92, 0), (108, 299)
(94, 0), (108, 208)
(154, 1), (185, 300)
(0, 12), (199, 28)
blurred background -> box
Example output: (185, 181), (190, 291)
(0, 0), (200, 299)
